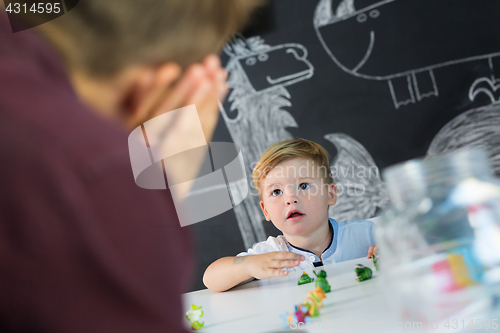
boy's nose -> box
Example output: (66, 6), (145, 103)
(285, 195), (299, 205)
(283, 185), (299, 205)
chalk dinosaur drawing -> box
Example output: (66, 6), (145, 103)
(220, 36), (389, 247)
(220, 36), (314, 248)
(325, 133), (389, 221)
(428, 104), (500, 176)
(314, 0), (500, 109)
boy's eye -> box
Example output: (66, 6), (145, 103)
(299, 183), (310, 190)
(271, 189), (282, 196)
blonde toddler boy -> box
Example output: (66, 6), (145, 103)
(203, 139), (377, 292)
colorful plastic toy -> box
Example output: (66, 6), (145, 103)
(281, 304), (311, 329)
(372, 253), (379, 271)
(313, 270), (331, 293)
(355, 264), (373, 282)
(302, 287), (326, 317)
(280, 312), (292, 329)
(185, 304), (204, 331)
(280, 286), (327, 327)
(297, 271), (314, 285)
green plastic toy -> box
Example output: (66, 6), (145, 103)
(313, 270), (331, 293)
(185, 304), (204, 331)
(297, 271), (314, 285)
(355, 264), (373, 282)
(372, 254), (379, 271)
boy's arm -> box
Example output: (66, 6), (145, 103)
(203, 252), (304, 292)
(203, 256), (254, 292)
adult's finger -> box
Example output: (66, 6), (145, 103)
(127, 64), (182, 128)
(202, 54), (228, 100)
(185, 78), (215, 107)
(202, 54), (222, 80)
(186, 82), (221, 142)
(158, 64), (207, 114)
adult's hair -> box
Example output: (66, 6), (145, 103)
(41, 0), (263, 76)
(252, 139), (334, 198)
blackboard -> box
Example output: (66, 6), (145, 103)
(187, 0), (500, 291)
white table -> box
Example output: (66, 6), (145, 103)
(183, 257), (410, 332)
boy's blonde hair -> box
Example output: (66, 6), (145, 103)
(41, 0), (263, 76)
(252, 139), (334, 197)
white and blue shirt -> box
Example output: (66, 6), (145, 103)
(236, 218), (376, 271)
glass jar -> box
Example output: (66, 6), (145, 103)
(377, 148), (500, 331)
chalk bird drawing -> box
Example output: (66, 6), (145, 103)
(314, 0), (500, 109)
(220, 36), (389, 247)
(325, 133), (389, 221)
(428, 104), (500, 176)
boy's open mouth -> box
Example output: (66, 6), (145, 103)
(287, 209), (305, 219)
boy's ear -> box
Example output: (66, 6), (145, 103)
(260, 200), (271, 221)
(327, 183), (337, 206)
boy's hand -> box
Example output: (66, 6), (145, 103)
(366, 245), (378, 258)
(244, 252), (305, 280)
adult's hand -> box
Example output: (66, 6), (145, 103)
(126, 54), (228, 200)
(127, 54), (228, 143)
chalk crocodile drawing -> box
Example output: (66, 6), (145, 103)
(428, 104), (500, 176)
(314, 0), (500, 109)
(220, 36), (389, 248)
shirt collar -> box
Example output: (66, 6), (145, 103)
(283, 218), (338, 263)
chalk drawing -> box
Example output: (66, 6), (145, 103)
(469, 78), (500, 104)
(220, 36), (388, 248)
(325, 133), (389, 221)
(428, 104), (500, 176)
(314, 0), (500, 108)
(220, 36), (313, 248)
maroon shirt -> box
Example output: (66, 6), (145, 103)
(0, 13), (193, 333)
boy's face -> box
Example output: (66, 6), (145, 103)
(259, 158), (337, 237)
